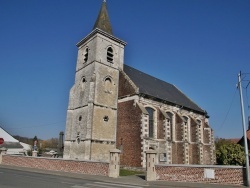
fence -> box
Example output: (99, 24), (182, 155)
(146, 150), (245, 186)
(0, 148), (121, 178)
(0, 149), (247, 185)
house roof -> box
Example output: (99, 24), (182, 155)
(93, 0), (113, 35)
(1, 141), (23, 149)
(0, 126), (25, 150)
(123, 64), (206, 115)
(0, 126), (19, 142)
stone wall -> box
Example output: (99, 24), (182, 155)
(155, 164), (244, 185)
(2, 155), (109, 176)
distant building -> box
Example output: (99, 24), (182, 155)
(238, 127), (250, 150)
(237, 116), (250, 150)
(63, 1), (215, 167)
(0, 126), (31, 155)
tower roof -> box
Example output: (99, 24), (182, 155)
(93, 0), (113, 35)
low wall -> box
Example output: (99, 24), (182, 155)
(2, 155), (109, 176)
(156, 164), (245, 185)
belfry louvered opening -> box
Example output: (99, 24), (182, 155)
(107, 47), (113, 63)
(84, 48), (88, 63)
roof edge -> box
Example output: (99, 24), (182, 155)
(77, 28), (127, 48)
(138, 93), (208, 117)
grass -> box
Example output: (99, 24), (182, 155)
(119, 169), (145, 176)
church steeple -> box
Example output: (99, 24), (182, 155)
(64, 0), (126, 162)
(93, 0), (113, 35)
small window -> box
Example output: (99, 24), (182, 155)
(84, 48), (88, 63)
(82, 77), (86, 83)
(107, 47), (113, 63)
(103, 116), (109, 122)
(81, 77), (86, 90)
(76, 132), (80, 144)
(79, 116), (82, 121)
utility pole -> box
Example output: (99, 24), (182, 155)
(238, 71), (250, 187)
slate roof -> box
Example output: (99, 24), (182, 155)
(93, 1), (113, 35)
(123, 64), (206, 115)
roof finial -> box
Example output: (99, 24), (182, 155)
(103, 0), (106, 2)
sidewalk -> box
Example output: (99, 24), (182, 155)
(0, 164), (244, 188)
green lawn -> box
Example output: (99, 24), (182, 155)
(119, 169), (145, 176)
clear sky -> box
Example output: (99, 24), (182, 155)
(0, 0), (250, 140)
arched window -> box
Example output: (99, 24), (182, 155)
(166, 112), (173, 126)
(83, 48), (88, 63)
(107, 47), (113, 63)
(183, 116), (188, 125)
(196, 119), (202, 142)
(197, 119), (201, 127)
(146, 107), (155, 138)
(104, 77), (112, 93)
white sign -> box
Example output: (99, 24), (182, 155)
(204, 169), (215, 179)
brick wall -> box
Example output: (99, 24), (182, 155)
(2, 155), (109, 176)
(117, 100), (142, 167)
(155, 164), (244, 185)
(203, 129), (210, 144)
(172, 142), (184, 164)
(203, 145), (212, 164)
(189, 144), (199, 164)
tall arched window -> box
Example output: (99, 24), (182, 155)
(183, 116), (188, 125)
(146, 107), (155, 138)
(197, 119), (201, 127)
(107, 47), (113, 63)
(166, 112), (173, 126)
(196, 119), (202, 142)
(166, 112), (173, 140)
(104, 77), (112, 93)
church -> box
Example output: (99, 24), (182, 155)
(63, 1), (215, 168)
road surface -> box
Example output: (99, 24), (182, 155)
(0, 167), (147, 188)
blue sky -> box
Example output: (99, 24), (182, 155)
(0, 0), (250, 140)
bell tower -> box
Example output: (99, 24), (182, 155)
(63, 1), (126, 162)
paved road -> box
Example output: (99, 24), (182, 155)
(0, 167), (148, 188)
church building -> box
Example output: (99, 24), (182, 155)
(63, 1), (215, 167)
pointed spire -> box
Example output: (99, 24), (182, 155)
(93, 0), (113, 35)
